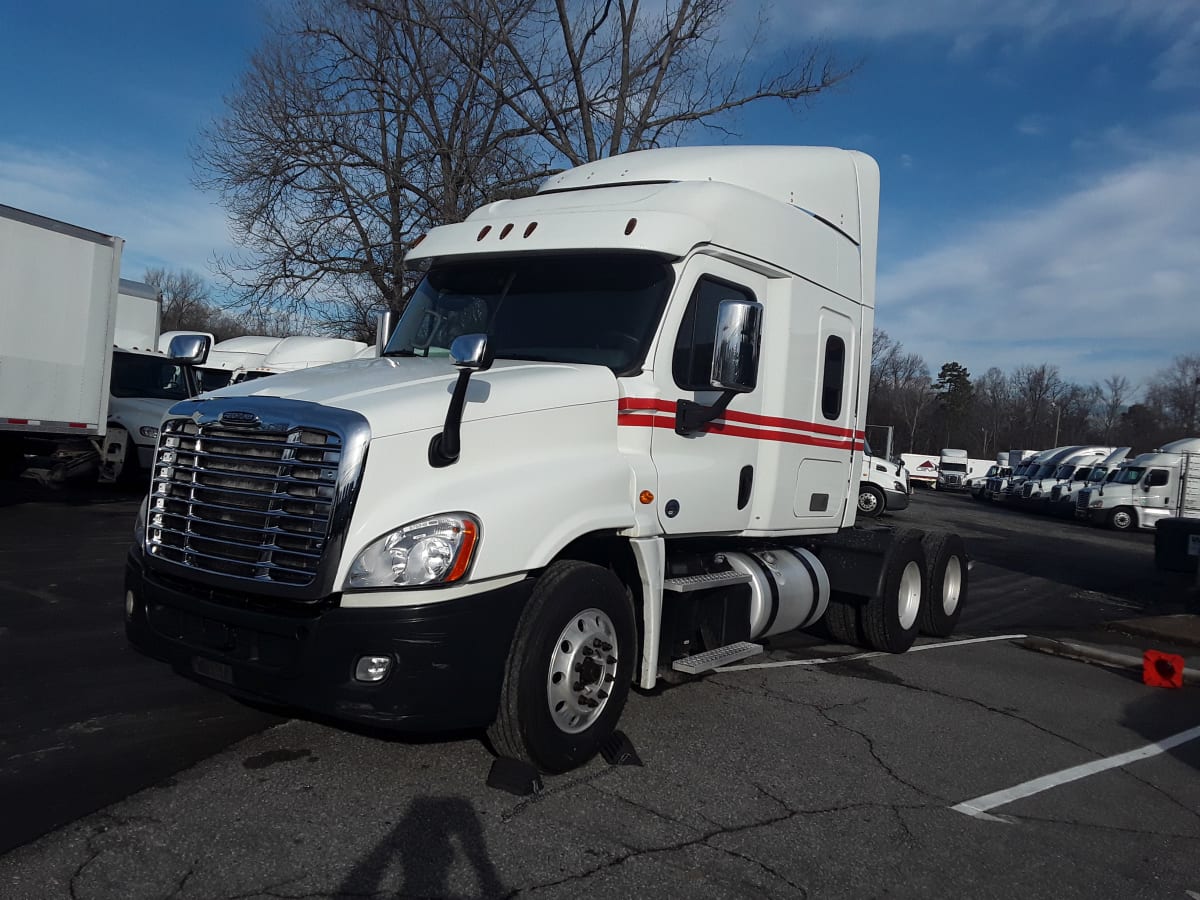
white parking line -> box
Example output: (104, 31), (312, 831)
(719, 633), (1028, 671)
(952, 724), (1200, 823)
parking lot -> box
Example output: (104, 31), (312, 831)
(2, 480), (1199, 898)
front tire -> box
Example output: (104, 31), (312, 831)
(857, 484), (885, 518)
(1109, 507), (1136, 532)
(917, 533), (967, 637)
(488, 560), (636, 773)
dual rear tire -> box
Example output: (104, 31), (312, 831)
(825, 531), (969, 653)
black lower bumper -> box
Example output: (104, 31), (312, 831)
(125, 550), (532, 732)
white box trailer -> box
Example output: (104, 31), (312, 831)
(114, 279), (162, 352)
(0, 204), (123, 441)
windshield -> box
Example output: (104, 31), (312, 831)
(1054, 465), (1074, 480)
(985, 465), (999, 477)
(197, 368), (233, 392)
(1074, 466), (1092, 481)
(941, 462), (967, 472)
(1089, 468), (1107, 482)
(1105, 468), (1120, 482)
(1114, 466), (1145, 485)
(386, 253), (674, 373)
(110, 352), (191, 401)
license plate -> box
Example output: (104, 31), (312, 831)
(192, 656), (234, 685)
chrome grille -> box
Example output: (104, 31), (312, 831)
(1076, 489), (1091, 510)
(1050, 485), (1063, 502)
(147, 418), (342, 586)
(1021, 482), (1034, 498)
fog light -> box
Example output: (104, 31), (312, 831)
(125, 590), (136, 619)
(354, 655), (392, 683)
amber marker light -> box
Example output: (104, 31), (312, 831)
(446, 518), (480, 582)
(639, 490), (655, 505)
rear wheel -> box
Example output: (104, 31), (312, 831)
(862, 536), (925, 654)
(917, 533), (967, 637)
(488, 560), (635, 773)
(823, 592), (862, 646)
(857, 484), (885, 518)
(1109, 507), (1136, 532)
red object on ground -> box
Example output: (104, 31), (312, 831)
(1143, 649), (1185, 688)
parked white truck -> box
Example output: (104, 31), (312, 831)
(858, 443), (911, 518)
(1076, 439), (1200, 531)
(0, 204), (210, 484)
(235, 336), (368, 382)
(936, 448), (968, 490)
(125, 146), (969, 773)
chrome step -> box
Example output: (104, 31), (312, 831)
(671, 641), (763, 675)
(662, 571), (751, 593)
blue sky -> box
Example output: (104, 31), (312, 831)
(2, 1), (1197, 390)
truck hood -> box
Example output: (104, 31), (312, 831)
(205, 356), (620, 438)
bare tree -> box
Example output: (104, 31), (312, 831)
(432, 0), (852, 165)
(1144, 354), (1200, 433)
(1096, 374), (1131, 442)
(196, 0), (550, 333)
(197, 0), (852, 330)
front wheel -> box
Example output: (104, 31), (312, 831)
(857, 484), (885, 517)
(1109, 508), (1136, 532)
(488, 560), (636, 773)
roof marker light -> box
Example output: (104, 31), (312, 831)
(524, 222), (538, 238)
(625, 218), (638, 235)
(499, 223), (514, 239)
(477, 226), (492, 241)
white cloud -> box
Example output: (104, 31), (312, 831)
(877, 145), (1200, 385)
(0, 142), (232, 282)
(1016, 114), (1048, 136)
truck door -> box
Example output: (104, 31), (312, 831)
(646, 258), (768, 535)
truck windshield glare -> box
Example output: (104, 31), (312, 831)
(1114, 466), (1145, 485)
(386, 253), (674, 374)
(109, 353), (191, 401)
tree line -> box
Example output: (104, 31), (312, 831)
(869, 328), (1200, 458)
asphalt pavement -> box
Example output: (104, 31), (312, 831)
(2, 481), (1199, 897)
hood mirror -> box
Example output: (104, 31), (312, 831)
(430, 334), (492, 467)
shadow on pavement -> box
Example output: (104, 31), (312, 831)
(338, 796), (505, 897)
(1121, 688), (1200, 773)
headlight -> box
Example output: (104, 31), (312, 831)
(133, 495), (149, 546)
(139, 426), (159, 439)
(1090, 499), (1103, 508)
(345, 514), (480, 590)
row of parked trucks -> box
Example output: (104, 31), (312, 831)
(971, 442), (1200, 532)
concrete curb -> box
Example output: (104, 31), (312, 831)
(1016, 636), (1200, 685)
(1108, 615), (1200, 650)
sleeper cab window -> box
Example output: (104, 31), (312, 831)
(673, 276), (756, 391)
(821, 335), (845, 419)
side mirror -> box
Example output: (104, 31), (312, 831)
(710, 300), (762, 393)
(449, 333), (492, 371)
(168, 334), (211, 365)
(430, 334), (492, 468)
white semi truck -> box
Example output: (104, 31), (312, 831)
(936, 448), (969, 490)
(235, 336), (369, 382)
(0, 204), (210, 485)
(1076, 438), (1200, 531)
(125, 146), (969, 773)
(857, 443), (911, 518)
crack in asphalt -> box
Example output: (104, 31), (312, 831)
(1013, 812), (1200, 841)
(706, 676), (945, 803)
(68, 813), (165, 900)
